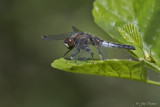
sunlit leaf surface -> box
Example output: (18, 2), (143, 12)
(93, 0), (160, 74)
(118, 23), (143, 48)
(52, 58), (160, 86)
(92, 0), (160, 62)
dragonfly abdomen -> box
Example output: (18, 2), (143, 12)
(102, 42), (136, 50)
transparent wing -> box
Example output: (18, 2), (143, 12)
(73, 47), (92, 64)
(96, 45), (108, 60)
(72, 26), (82, 32)
(42, 32), (78, 40)
(91, 38), (108, 60)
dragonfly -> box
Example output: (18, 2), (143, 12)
(42, 26), (136, 61)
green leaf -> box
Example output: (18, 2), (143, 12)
(92, 0), (160, 62)
(93, 0), (160, 74)
(118, 23), (160, 74)
(52, 58), (160, 86)
(118, 23), (143, 48)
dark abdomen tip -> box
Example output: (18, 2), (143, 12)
(121, 45), (136, 50)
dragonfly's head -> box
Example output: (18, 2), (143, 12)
(64, 38), (75, 49)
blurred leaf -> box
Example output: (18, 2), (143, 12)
(118, 23), (143, 48)
(52, 58), (160, 86)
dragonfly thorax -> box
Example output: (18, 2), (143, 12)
(64, 38), (75, 49)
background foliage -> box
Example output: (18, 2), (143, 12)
(1, 0), (160, 107)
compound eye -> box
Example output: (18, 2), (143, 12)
(64, 38), (69, 44)
(64, 38), (71, 48)
(64, 38), (74, 49)
(67, 38), (73, 45)
(68, 38), (72, 43)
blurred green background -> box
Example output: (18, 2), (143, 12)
(1, 0), (160, 107)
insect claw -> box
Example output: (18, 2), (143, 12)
(70, 56), (73, 60)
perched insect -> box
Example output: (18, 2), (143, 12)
(42, 26), (136, 61)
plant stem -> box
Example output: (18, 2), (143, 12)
(144, 59), (160, 73)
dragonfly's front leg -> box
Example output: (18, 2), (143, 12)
(70, 47), (80, 60)
(63, 49), (73, 57)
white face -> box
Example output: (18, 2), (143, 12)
(64, 43), (69, 48)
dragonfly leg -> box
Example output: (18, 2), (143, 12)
(80, 47), (94, 62)
(90, 37), (105, 61)
(63, 49), (73, 57)
(70, 48), (80, 60)
(97, 48), (104, 60)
